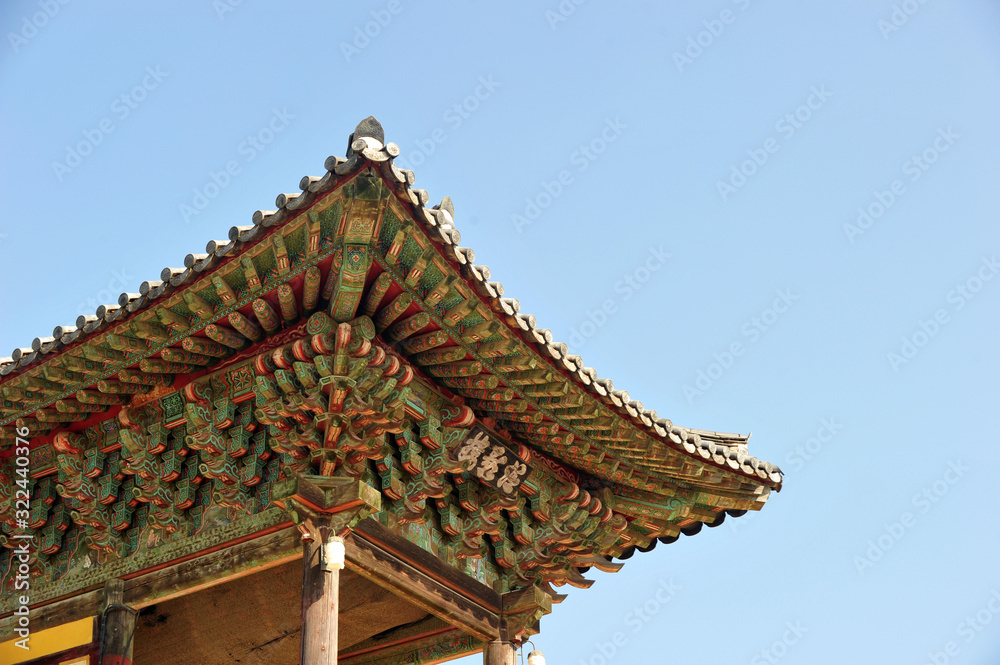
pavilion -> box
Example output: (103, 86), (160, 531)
(0, 117), (782, 665)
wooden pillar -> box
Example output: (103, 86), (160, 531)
(281, 475), (379, 665)
(483, 639), (516, 665)
(100, 579), (136, 665)
(301, 528), (344, 665)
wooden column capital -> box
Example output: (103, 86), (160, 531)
(500, 584), (553, 644)
(275, 474), (382, 542)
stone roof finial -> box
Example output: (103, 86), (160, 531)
(348, 116), (385, 155)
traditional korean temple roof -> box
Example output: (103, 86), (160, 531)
(0, 117), (780, 566)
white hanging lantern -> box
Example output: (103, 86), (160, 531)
(322, 536), (345, 571)
(527, 649), (546, 665)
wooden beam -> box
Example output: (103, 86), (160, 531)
(354, 519), (501, 614)
(1, 517), (503, 646)
(125, 527), (303, 608)
(339, 615), (451, 659)
(345, 522), (500, 641)
(0, 528), (302, 643)
(341, 627), (480, 665)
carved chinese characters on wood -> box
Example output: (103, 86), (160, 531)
(455, 426), (531, 497)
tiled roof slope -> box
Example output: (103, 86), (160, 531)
(0, 117), (782, 504)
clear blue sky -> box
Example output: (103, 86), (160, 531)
(2, 2), (999, 663)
